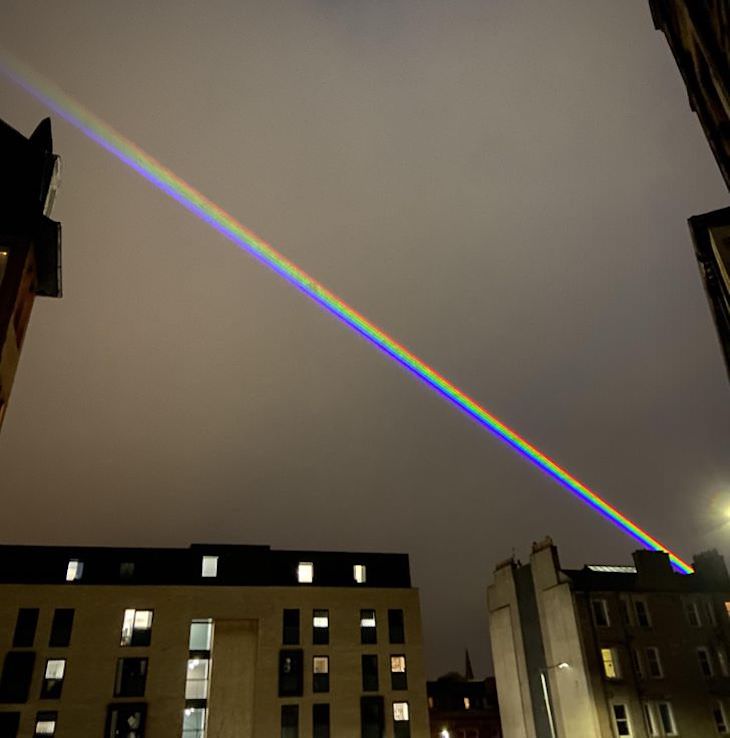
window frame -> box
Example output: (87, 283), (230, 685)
(656, 702), (677, 736)
(40, 659), (66, 700)
(120, 608), (154, 647)
(611, 703), (632, 737)
(646, 647), (663, 679)
(591, 599), (610, 627)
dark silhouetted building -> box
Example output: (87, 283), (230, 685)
(0, 543), (430, 738)
(427, 674), (502, 738)
(650, 1), (730, 378)
(488, 536), (730, 737)
(0, 117), (62, 430)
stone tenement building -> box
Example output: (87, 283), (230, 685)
(0, 543), (429, 738)
(488, 537), (730, 738)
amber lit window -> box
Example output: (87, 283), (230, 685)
(601, 648), (620, 679)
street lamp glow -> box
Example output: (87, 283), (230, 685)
(440, 729), (450, 738)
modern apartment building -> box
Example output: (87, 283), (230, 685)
(0, 543), (429, 738)
(487, 537), (730, 738)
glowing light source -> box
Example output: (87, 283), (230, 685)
(0, 53), (693, 574)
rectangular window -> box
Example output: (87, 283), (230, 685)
(120, 562), (135, 579)
(388, 609), (405, 644)
(65, 560), (83, 582)
(0, 713), (20, 738)
(591, 600), (610, 627)
(361, 696), (385, 738)
(49, 609), (74, 648)
(725, 602), (730, 619)
(279, 650), (304, 697)
(189, 619), (213, 652)
(612, 704), (631, 736)
(282, 609), (300, 646)
(13, 608), (39, 647)
(313, 610), (329, 645)
(107, 704), (146, 738)
(201, 556), (218, 578)
(631, 649), (644, 679)
(120, 609), (153, 647)
(714, 702), (729, 734)
(686, 601), (701, 627)
(0, 652), (36, 702)
(0, 251), (7, 287)
(657, 702), (677, 736)
(185, 657), (211, 699)
(719, 647), (730, 677)
(601, 648), (620, 679)
(643, 703), (659, 736)
(646, 647), (663, 678)
(390, 655), (408, 690)
(635, 600), (651, 627)
(361, 610), (377, 644)
(362, 655), (379, 691)
(313, 656), (329, 693)
(40, 659), (65, 699)
(619, 599), (632, 626)
(182, 707), (206, 738)
(312, 704), (329, 738)
(698, 647), (714, 677)
(115, 658), (148, 697)
(34, 712), (57, 736)
(706, 600), (717, 626)
(281, 705), (298, 738)
(393, 702), (411, 738)
(297, 562), (314, 584)
(354, 564), (367, 584)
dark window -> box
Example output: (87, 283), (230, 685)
(313, 704), (329, 738)
(281, 705), (298, 738)
(106, 704), (146, 738)
(0, 652), (35, 703)
(362, 655), (379, 692)
(313, 656), (329, 693)
(279, 650), (303, 697)
(120, 563), (135, 579)
(40, 659), (65, 699)
(13, 609), (39, 647)
(635, 601), (651, 628)
(0, 712), (20, 738)
(34, 711), (57, 737)
(388, 610), (405, 644)
(313, 610), (329, 645)
(283, 610), (300, 646)
(49, 610), (74, 648)
(361, 696), (385, 738)
(390, 655), (407, 690)
(361, 610), (377, 645)
(114, 658), (148, 697)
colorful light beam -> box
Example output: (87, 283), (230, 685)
(0, 53), (693, 574)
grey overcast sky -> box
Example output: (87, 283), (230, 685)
(1, 0), (728, 677)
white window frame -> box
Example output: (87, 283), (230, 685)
(201, 556), (218, 578)
(120, 608), (154, 646)
(714, 701), (729, 734)
(185, 656), (211, 700)
(634, 599), (652, 627)
(642, 703), (659, 737)
(698, 646), (714, 677)
(656, 702), (677, 736)
(646, 647), (663, 679)
(591, 599), (610, 627)
(297, 562), (313, 584)
(611, 703), (632, 737)
(686, 600), (702, 627)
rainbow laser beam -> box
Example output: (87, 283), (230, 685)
(0, 53), (693, 574)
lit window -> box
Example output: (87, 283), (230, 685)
(657, 702), (677, 736)
(714, 702), (729, 734)
(646, 647), (663, 678)
(313, 656), (329, 693)
(108, 705), (145, 738)
(601, 648), (620, 679)
(643, 703), (659, 736)
(428, 697), (434, 709)
(297, 562), (313, 583)
(201, 556), (218, 578)
(464, 697), (471, 709)
(361, 609), (377, 644)
(34, 713), (57, 736)
(591, 600), (610, 627)
(313, 609), (329, 645)
(611, 704), (631, 736)
(391, 655), (408, 690)
(185, 658), (210, 699)
(354, 564), (367, 583)
(120, 609), (154, 646)
(393, 702), (410, 721)
(686, 601), (701, 627)
(182, 706), (206, 738)
(189, 619), (213, 652)
(634, 600), (651, 627)
(0, 251), (7, 286)
(725, 601), (730, 619)
(66, 560), (83, 582)
(698, 647), (714, 677)
(41, 660), (66, 699)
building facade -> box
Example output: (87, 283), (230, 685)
(487, 537), (730, 738)
(0, 543), (429, 738)
(427, 675), (502, 738)
(649, 1), (730, 378)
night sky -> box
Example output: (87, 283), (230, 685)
(1, 1), (728, 678)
